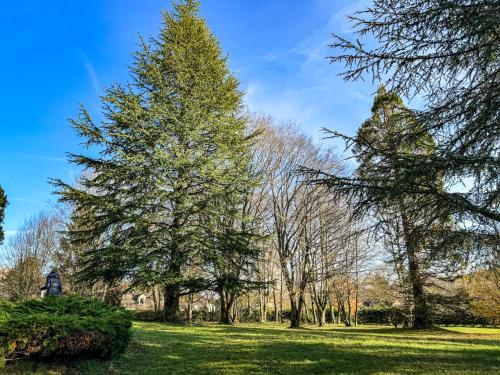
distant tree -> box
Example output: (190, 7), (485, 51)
(2, 212), (60, 301)
(254, 121), (340, 328)
(310, 0), (500, 321)
(466, 268), (500, 325)
(54, 0), (253, 321)
(361, 272), (399, 307)
(0, 186), (6, 245)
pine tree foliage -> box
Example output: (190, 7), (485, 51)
(317, 0), (499, 227)
(53, 0), (254, 320)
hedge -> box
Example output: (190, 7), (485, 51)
(0, 295), (132, 367)
(357, 307), (409, 327)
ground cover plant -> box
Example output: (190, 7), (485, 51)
(0, 296), (132, 367)
(5, 322), (500, 374)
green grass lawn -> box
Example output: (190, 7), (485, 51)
(5, 322), (500, 374)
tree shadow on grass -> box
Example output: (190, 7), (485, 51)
(6, 323), (499, 374)
(110, 323), (500, 375)
(211, 325), (500, 347)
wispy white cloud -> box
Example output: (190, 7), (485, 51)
(81, 51), (101, 95)
(9, 197), (43, 204)
(0, 153), (67, 162)
(243, 0), (375, 140)
(32, 155), (67, 162)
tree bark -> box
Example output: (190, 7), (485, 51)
(187, 294), (194, 322)
(400, 205), (432, 329)
(273, 287), (279, 322)
(259, 289), (267, 322)
(163, 285), (180, 322)
(279, 270), (283, 323)
(219, 287), (236, 324)
(317, 305), (326, 326)
(329, 302), (335, 324)
(289, 292), (305, 328)
(407, 246), (431, 329)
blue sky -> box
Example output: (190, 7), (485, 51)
(0, 0), (376, 238)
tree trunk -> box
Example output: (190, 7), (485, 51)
(279, 270), (283, 323)
(317, 305), (326, 327)
(163, 247), (182, 321)
(408, 247), (431, 329)
(339, 300), (350, 327)
(259, 289), (267, 322)
(152, 287), (160, 313)
(273, 287), (279, 322)
(187, 294), (194, 322)
(219, 287), (236, 325)
(303, 296), (311, 323)
(289, 293), (304, 328)
(311, 297), (319, 325)
(233, 297), (240, 323)
(400, 206), (432, 329)
(163, 285), (180, 322)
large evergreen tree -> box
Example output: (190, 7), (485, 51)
(0, 185), (6, 245)
(54, 0), (252, 321)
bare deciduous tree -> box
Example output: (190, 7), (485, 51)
(1, 212), (61, 301)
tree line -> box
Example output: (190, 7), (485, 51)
(0, 0), (498, 329)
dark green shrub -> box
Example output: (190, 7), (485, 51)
(357, 307), (391, 325)
(239, 308), (261, 323)
(132, 309), (163, 322)
(0, 295), (132, 367)
(427, 292), (492, 326)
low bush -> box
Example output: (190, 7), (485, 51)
(357, 307), (391, 325)
(132, 309), (163, 322)
(357, 306), (409, 327)
(0, 295), (132, 367)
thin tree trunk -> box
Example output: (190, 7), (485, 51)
(187, 294), (194, 322)
(279, 270), (283, 323)
(273, 287), (279, 322)
(259, 289), (266, 322)
(311, 296), (318, 325)
(316, 303), (326, 327)
(304, 296), (311, 323)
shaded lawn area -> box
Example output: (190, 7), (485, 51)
(5, 323), (500, 374)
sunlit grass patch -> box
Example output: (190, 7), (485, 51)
(4, 322), (500, 374)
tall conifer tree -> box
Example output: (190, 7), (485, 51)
(54, 0), (252, 321)
(353, 87), (447, 328)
